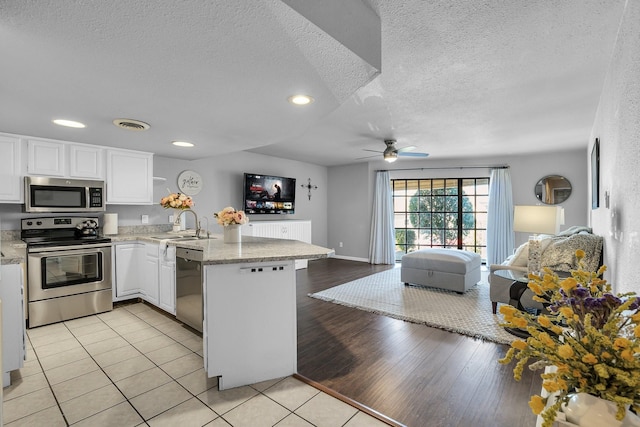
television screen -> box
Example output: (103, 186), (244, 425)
(243, 173), (296, 214)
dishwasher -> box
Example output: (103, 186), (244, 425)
(175, 247), (203, 332)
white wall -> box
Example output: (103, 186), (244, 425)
(0, 151), (329, 248)
(327, 148), (588, 260)
(588, 0), (640, 293)
(327, 162), (372, 261)
(104, 152), (328, 247)
(186, 152), (328, 247)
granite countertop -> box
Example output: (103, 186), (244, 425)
(111, 231), (334, 265)
(1, 240), (27, 265)
(1, 230), (333, 266)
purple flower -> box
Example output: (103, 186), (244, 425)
(628, 297), (640, 310)
(572, 287), (591, 298)
(582, 297), (598, 309)
(603, 294), (622, 307)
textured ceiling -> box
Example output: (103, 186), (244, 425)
(0, 0), (627, 166)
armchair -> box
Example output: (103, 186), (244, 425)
(489, 230), (603, 314)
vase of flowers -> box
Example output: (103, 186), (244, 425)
(562, 392), (626, 427)
(160, 192), (195, 231)
(214, 207), (249, 243)
(160, 192), (194, 210)
(499, 250), (640, 427)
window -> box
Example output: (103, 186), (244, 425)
(392, 177), (489, 261)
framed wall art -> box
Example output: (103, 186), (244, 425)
(591, 138), (600, 209)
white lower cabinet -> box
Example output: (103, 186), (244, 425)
(142, 243), (159, 305)
(159, 245), (176, 314)
(114, 242), (144, 299)
(203, 260), (297, 390)
(113, 241), (175, 314)
(0, 263), (26, 387)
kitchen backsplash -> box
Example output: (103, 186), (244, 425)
(1, 225), (173, 241)
(111, 224), (172, 235)
(1, 230), (20, 241)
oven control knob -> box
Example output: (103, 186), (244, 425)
(26, 221), (33, 226)
(37, 221), (43, 225)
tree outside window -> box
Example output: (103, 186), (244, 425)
(393, 178), (488, 261)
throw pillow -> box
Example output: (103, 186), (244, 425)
(506, 242), (529, 267)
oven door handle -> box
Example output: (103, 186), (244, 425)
(28, 244), (112, 254)
(28, 246), (110, 257)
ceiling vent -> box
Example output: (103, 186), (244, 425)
(112, 118), (150, 131)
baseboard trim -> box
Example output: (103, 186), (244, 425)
(331, 254), (370, 263)
(293, 373), (407, 427)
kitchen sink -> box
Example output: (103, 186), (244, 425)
(152, 235), (214, 241)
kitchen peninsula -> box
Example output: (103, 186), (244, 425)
(130, 234), (333, 390)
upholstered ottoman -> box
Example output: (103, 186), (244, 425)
(401, 248), (482, 293)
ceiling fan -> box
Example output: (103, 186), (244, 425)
(363, 139), (429, 163)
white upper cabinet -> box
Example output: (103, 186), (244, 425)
(106, 149), (153, 204)
(27, 138), (105, 180)
(0, 134), (23, 202)
(0, 132), (153, 206)
(27, 139), (66, 177)
(68, 144), (104, 179)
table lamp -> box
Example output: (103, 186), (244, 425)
(513, 205), (562, 273)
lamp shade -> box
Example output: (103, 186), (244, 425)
(513, 205), (562, 235)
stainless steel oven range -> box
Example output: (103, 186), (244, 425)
(21, 217), (112, 328)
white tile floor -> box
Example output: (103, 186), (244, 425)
(3, 302), (389, 427)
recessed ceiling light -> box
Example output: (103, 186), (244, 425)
(53, 119), (86, 128)
(172, 141), (194, 147)
(288, 95), (314, 106)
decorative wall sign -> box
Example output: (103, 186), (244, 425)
(177, 170), (203, 195)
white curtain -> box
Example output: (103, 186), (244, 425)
(369, 170), (395, 264)
(487, 168), (514, 265)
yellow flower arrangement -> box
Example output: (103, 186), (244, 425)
(499, 250), (640, 427)
(214, 207), (249, 226)
(160, 192), (194, 210)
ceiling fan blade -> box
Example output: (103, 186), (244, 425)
(362, 149), (383, 153)
(355, 153), (380, 160)
(396, 145), (417, 153)
(398, 152), (429, 158)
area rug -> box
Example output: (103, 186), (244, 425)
(308, 267), (514, 345)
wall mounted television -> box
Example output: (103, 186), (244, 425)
(243, 173), (296, 214)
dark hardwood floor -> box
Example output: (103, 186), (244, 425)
(296, 258), (542, 427)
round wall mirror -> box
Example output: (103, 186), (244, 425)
(535, 175), (572, 205)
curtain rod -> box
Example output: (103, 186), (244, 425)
(377, 165), (509, 172)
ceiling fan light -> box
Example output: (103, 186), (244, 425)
(384, 152), (398, 162)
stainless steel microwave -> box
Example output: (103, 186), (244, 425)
(24, 176), (105, 213)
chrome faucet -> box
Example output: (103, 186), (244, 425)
(175, 209), (201, 237)
(199, 216), (210, 239)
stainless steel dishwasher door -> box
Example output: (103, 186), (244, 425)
(175, 248), (203, 332)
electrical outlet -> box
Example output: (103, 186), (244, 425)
(141, 214), (149, 224)
(339, 242), (343, 248)
(168, 214), (174, 223)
